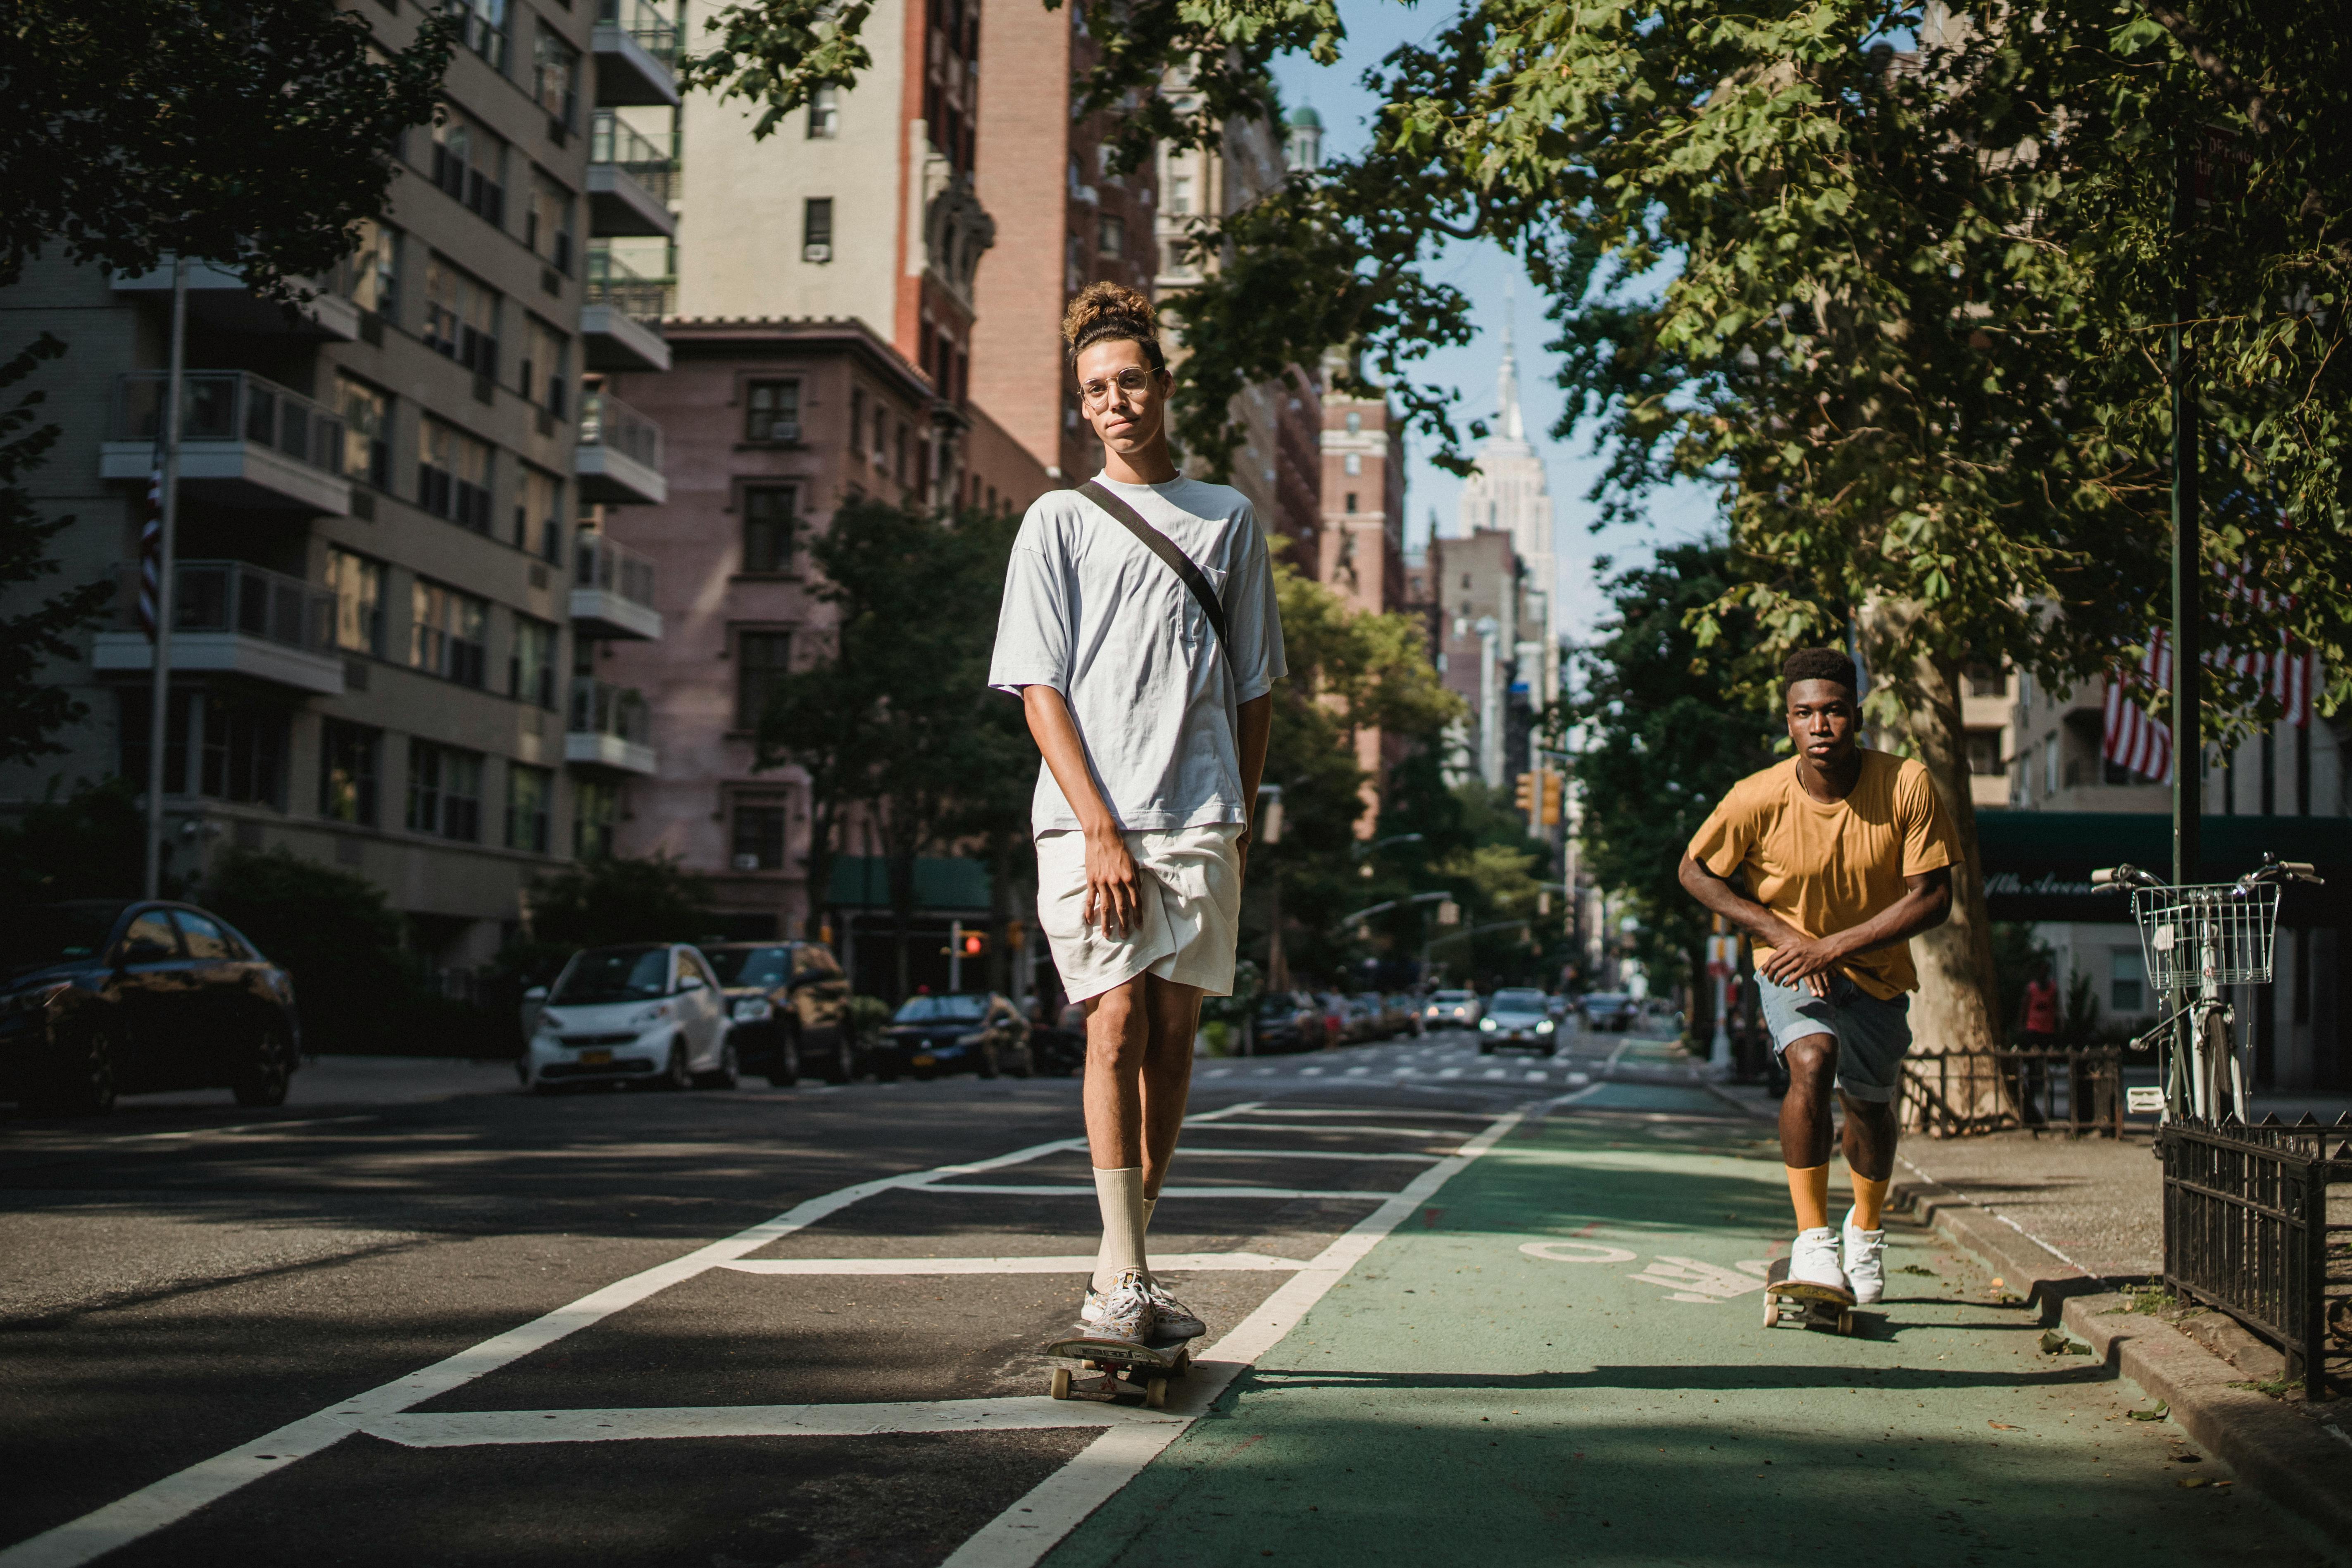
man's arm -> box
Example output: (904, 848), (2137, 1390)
(1678, 854), (1951, 997)
(1233, 692), (1271, 879)
(1021, 686), (1140, 937)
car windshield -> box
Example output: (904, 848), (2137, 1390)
(1493, 990), (1547, 1010)
(894, 995), (988, 1023)
(0, 903), (124, 978)
(707, 946), (789, 988)
(550, 947), (669, 1005)
(1433, 990), (1475, 1004)
(1588, 993), (1629, 1007)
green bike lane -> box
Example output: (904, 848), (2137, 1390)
(1044, 1088), (2319, 1567)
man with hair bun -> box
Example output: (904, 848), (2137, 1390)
(987, 282), (1286, 1347)
(1676, 647), (1956, 1303)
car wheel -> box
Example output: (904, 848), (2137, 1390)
(232, 1021), (294, 1108)
(767, 1028), (801, 1087)
(33, 1018), (119, 1116)
(1477, 1042), (1493, 1056)
(821, 1038), (851, 1087)
(696, 1037), (740, 1090)
(659, 1040), (691, 1090)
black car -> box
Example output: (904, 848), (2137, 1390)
(0, 899), (300, 1115)
(1029, 1002), (1089, 1078)
(883, 993), (1033, 1080)
(1250, 990), (1328, 1054)
(703, 940), (857, 1085)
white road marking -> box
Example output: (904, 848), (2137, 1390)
(1567, 1072), (1591, 1086)
(1185, 1122), (1458, 1138)
(365, 1398), (1186, 1447)
(116, 1114), (381, 1143)
(941, 1103), (1529, 1568)
(1173, 1148), (1442, 1164)
(1222, 1107), (1497, 1122)
(1437, 1068), (1464, 1079)
(1344, 1068), (1370, 1077)
(911, 1183), (1392, 1201)
(1631, 1256), (1774, 1303)
(719, 1252), (1309, 1276)
(1518, 1240), (1637, 1264)
(1482, 1068), (1507, 1080)
(1300, 1068), (1324, 1076)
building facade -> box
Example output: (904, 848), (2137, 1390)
(1455, 313), (1556, 711)
(0, 0), (675, 976)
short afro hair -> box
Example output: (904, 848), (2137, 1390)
(1062, 281), (1166, 372)
(1782, 647), (1858, 698)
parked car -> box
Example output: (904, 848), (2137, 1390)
(883, 992), (1033, 1080)
(703, 940), (855, 1085)
(0, 899), (300, 1115)
(1031, 1002), (1088, 1077)
(1251, 991), (1328, 1054)
(521, 944), (734, 1092)
(1581, 991), (1637, 1032)
(1343, 994), (1387, 1042)
(1384, 994), (1425, 1037)
(1478, 987), (1559, 1055)
(1423, 989), (1483, 1030)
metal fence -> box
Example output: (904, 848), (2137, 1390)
(2160, 1116), (2352, 1401)
(1900, 1047), (2124, 1138)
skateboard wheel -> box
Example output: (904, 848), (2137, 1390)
(1145, 1377), (1168, 1410)
(1762, 1299), (1779, 1328)
(1050, 1367), (1072, 1400)
(1837, 1309), (1854, 1337)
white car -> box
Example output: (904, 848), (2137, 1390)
(1423, 989), (1483, 1029)
(521, 943), (736, 1092)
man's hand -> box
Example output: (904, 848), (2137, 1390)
(1083, 826), (1142, 937)
(1758, 931), (1842, 998)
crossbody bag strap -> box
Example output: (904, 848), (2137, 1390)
(1078, 479), (1228, 646)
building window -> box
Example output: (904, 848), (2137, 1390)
(1345, 410), (1362, 433)
(337, 220), (400, 321)
(848, 387), (864, 455)
(745, 379), (801, 443)
(429, 108), (508, 226)
(731, 797), (788, 871)
(418, 418), (494, 532)
(532, 23), (578, 126)
(2110, 950), (2147, 1014)
(336, 375), (391, 489)
(122, 691), (289, 809)
(1167, 173), (1193, 216)
(1098, 214), (1125, 259)
(574, 776), (619, 859)
(515, 466), (563, 560)
(410, 579), (489, 688)
(1343, 452), (1362, 476)
(872, 406), (888, 467)
(1344, 491), (1358, 513)
(422, 255), (501, 375)
(510, 614), (558, 709)
(526, 170), (576, 275)
(506, 763), (553, 854)
(2042, 737), (2059, 796)
(803, 197), (833, 262)
(807, 84), (840, 138)
(520, 315), (569, 414)
(319, 720), (381, 826)
(448, 0), (509, 70)
(407, 741), (484, 842)
(736, 630), (792, 729)
(325, 548), (386, 657)
(1964, 729), (2003, 776)
(1966, 665), (2008, 698)
(742, 486), (798, 573)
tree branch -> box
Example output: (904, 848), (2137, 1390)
(2142, 3), (2271, 136)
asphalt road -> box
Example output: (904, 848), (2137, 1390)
(0, 1024), (2326, 1567)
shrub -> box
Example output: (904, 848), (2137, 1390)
(201, 849), (419, 1054)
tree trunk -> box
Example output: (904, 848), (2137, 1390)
(802, 788), (836, 944)
(1862, 604), (2004, 1121)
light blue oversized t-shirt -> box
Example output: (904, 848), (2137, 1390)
(986, 475), (1287, 835)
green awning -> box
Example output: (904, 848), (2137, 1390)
(1974, 811), (2352, 923)
(825, 855), (993, 912)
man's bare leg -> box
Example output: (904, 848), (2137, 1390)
(1778, 1033), (1838, 1231)
(1082, 978), (1151, 1295)
(1840, 1090), (1897, 1228)
(1138, 974), (1203, 1201)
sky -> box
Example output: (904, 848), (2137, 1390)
(1268, 6), (1719, 648)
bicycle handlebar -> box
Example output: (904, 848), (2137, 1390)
(2089, 857), (2323, 892)
(2089, 864), (2162, 890)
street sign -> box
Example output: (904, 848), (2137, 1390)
(1704, 934), (1740, 976)
(1435, 899), (1460, 926)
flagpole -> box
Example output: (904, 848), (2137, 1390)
(143, 258), (188, 899)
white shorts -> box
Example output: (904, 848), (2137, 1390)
(1035, 824), (1244, 1003)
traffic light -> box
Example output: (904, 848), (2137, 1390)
(1005, 919), (1026, 951)
(1514, 771), (1536, 815)
(960, 930), (986, 959)
(1540, 771), (1565, 826)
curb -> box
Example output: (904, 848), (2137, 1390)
(1895, 1177), (2352, 1558)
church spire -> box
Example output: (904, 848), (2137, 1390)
(1497, 280), (1526, 442)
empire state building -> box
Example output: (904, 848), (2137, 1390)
(1455, 311), (1558, 708)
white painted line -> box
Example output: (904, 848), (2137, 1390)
(120, 1114), (381, 1143)
(1174, 1147), (1443, 1164)
(1896, 1155), (2096, 1278)
(1202, 1068), (1230, 1078)
(364, 1397), (1184, 1447)
(1438, 1068), (1464, 1079)
(1182, 1121), (1457, 1137)
(1524, 1071), (1547, 1081)
(910, 1183), (1391, 1201)
(1482, 1068), (1507, 1080)
(719, 1252), (1309, 1277)
(1222, 1107), (1497, 1122)
(1567, 1071), (1591, 1086)
(1344, 1068), (1369, 1078)
(1300, 1068), (1324, 1076)
(0, 1131), (1088, 1568)
(940, 1104), (1529, 1568)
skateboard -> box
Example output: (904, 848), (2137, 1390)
(1761, 1256), (1856, 1335)
(1040, 1330), (1194, 1409)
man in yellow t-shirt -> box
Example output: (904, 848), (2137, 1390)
(1678, 648), (1955, 1305)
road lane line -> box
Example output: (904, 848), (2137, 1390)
(364, 1398), (1185, 1447)
(1169, 1148), (1444, 1164)
(939, 1104), (1530, 1568)
(0, 1131), (1086, 1568)
(908, 1184), (1393, 1201)
(115, 1114), (382, 1143)
(1178, 1122), (1457, 1137)
(719, 1252), (1309, 1276)
(1214, 1107), (1497, 1122)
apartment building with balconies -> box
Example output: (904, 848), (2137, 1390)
(0, 0), (674, 975)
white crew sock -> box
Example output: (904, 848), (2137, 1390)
(1141, 1196), (1158, 1286)
(1091, 1167), (1147, 1293)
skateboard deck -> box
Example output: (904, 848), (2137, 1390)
(1762, 1256), (1856, 1335)
(1040, 1331), (1195, 1408)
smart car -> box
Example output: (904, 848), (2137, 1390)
(521, 944), (734, 1091)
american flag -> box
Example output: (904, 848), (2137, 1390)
(2102, 628), (2316, 783)
(137, 433), (164, 641)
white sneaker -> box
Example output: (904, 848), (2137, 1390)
(1788, 1226), (1851, 1295)
(1843, 1210), (1886, 1304)
(1075, 1270), (1157, 1345)
(1142, 1280), (1205, 1339)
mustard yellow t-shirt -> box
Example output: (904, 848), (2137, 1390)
(1686, 750), (1954, 999)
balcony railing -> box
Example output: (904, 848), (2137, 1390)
(574, 532), (657, 609)
(578, 387), (663, 471)
(597, 0), (679, 63)
(112, 371), (344, 476)
(586, 249), (676, 321)
(569, 678), (652, 745)
(166, 560), (334, 653)
(590, 110), (678, 204)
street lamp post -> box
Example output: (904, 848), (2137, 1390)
(1251, 784), (1284, 1056)
(142, 258), (189, 900)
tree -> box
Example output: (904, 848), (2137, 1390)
(0, 776), (149, 902)
(0, 337), (113, 766)
(526, 856), (714, 949)
(203, 850), (414, 1054)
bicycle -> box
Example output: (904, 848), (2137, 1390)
(2089, 853), (2323, 1123)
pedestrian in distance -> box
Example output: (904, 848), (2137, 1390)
(2019, 963), (2061, 1047)
(1676, 649), (1957, 1305)
(987, 282), (1286, 1349)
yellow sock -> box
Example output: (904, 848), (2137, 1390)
(1786, 1165), (1831, 1232)
(1849, 1173), (1889, 1232)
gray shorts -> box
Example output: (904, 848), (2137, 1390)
(1757, 972), (1913, 1104)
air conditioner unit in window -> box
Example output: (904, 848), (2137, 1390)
(802, 243), (831, 263)
(773, 421), (801, 443)
(733, 853), (762, 871)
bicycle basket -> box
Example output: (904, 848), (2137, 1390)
(2128, 883), (2281, 990)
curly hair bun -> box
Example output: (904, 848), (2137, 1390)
(1062, 281), (1165, 369)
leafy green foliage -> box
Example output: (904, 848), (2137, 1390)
(677, 0), (876, 140)
(526, 855), (715, 950)
(0, 336), (111, 765)
(202, 849), (417, 1054)
(0, 776), (150, 902)
(1058, 0), (1340, 176)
